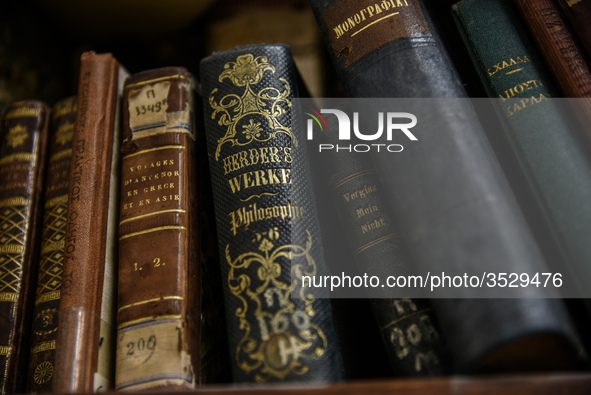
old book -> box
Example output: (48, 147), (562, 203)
(514, 0), (591, 143)
(26, 96), (76, 393)
(308, 115), (448, 376)
(515, 0), (591, 98)
(53, 51), (129, 393)
(0, 100), (50, 394)
(556, 0), (591, 58)
(116, 67), (200, 391)
(309, 0), (583, 373)
(452, 0), (591, 325)
(199, 44), (343, 383)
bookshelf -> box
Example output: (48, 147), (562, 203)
(1, 0), (590, 394)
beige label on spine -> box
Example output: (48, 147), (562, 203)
(128, 81), (171, 137)
(115, 318), (194, 390)
(321, 0), (430, 68)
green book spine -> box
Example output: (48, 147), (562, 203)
(453, 0), (591, 302)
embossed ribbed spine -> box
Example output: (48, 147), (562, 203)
(116, 67), (200, 391)
(26, 96), (76, 393)
(0, 100), (50, 394)
(54, 52), (129, 393)
(556, 0), (591, 58)
(200, 44), (343, 383)
(515, 0), (591, 98)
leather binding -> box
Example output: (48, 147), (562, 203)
(116, 67), (200, 390)
(311, 116), (448, 376)
(453, 0), (591, 331)
(26, 96), (76, 393)
(515, 0), (591, 98)
(309, 0), (582, 373)
(0, 100), (50, 394)
(514, 0), (591, 146)
(199, 44), (343, 383)
(54, 52), (129, 393)
(556, 0), (591, 58)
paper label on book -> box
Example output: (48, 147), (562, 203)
(127, 76), (194, 140)
(115, 318), (194, 390)
(128, 81), (171, 136)
(321, 0), (430, 68)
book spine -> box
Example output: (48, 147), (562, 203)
(556, 0), (591, 58)
(310, 0), (582, 373)
(115, 67), (200, 391)
(26, 97), (76, 393)
(54, 52), (128, 393)
(312, 120), (448, 376)
(199, 44), (343, 383)
(515, 0), (591, 98)
(452, 0), (591, 329)
(0, 100), (50, 394)
(309, 0), (464, 98)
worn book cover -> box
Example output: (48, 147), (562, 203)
(26, 96), (76, 393)
(0, 100), (50, 394)
(54, 52), (129, 393)
(116, 67), (201, 391)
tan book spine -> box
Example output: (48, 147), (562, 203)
(0, 100), (50, 394)
(115, 67), (200, 391)
(54, 52), (129, 393)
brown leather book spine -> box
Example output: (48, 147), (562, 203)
(0, 100), (50, 394)
(54, 52), (128, 393)
(556, 0), (591, 58)
(115, 67), (200, 391)
(515, 0), (591, 97)
(26, 97), (76, 393)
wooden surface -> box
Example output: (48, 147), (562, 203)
(104, 373), (591, 395)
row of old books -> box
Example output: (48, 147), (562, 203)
(2, 0), (591, 393)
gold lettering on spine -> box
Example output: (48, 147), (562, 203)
(209, 53), (326, 381)
(487, 56), (552, 116)
(332, 1), (411, 39)
(487, 55), (532, 77)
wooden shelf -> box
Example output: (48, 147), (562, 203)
(127, 373), (591, 395)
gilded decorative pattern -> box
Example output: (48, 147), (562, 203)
(6, 124), (29, 148)
(0, 153), (36, 166)
(55, 121), (74, 146)
(208, 54), (296, 160)
(35, 199), (68, 302)
(33, 361), (54, 384)
(0, 202), (29, 299)
(226, 228), (326, 382)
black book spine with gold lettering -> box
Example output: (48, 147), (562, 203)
(0, 100), (50, 394)
(199, 44), (343, 383)
(26, 97), (76, 393)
